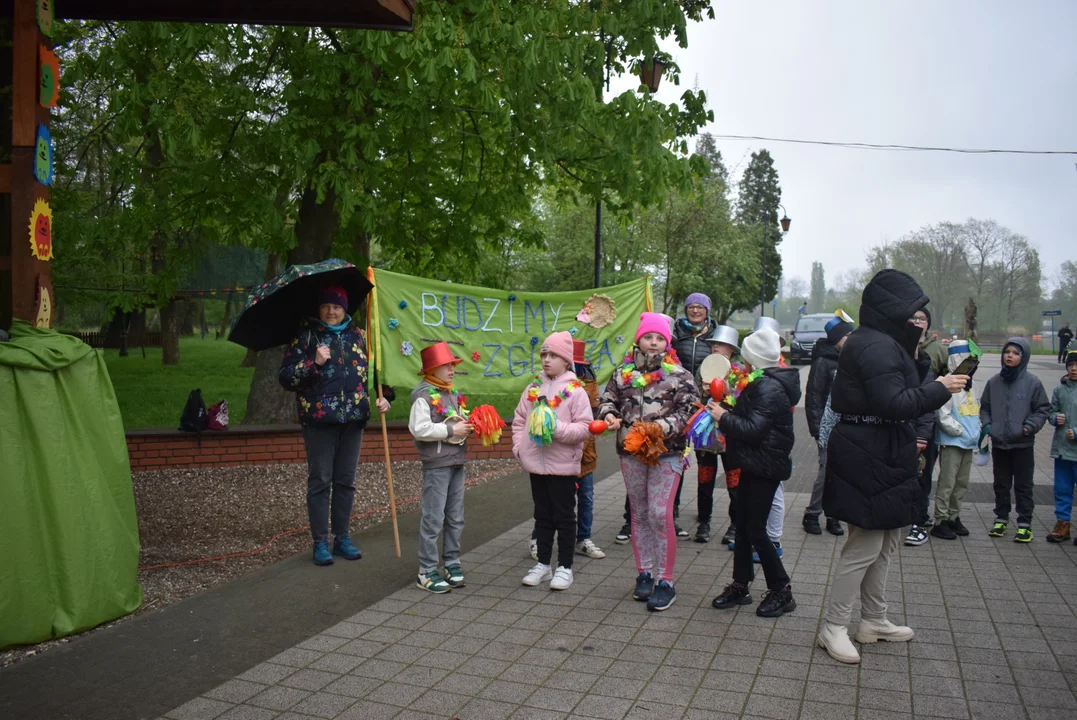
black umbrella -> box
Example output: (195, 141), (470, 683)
(228, 258), (373, 351)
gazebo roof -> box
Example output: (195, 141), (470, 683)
(55, 0), (414, 30)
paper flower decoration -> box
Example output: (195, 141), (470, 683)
(387, 318), (400, 330)
(471, 350), (482, 362)
(398, 300), (408, 309)
(615, 334), (625, 345)
(29, 198), (53, 261)
(530, 336), (539, 346)
(569, 326), (579, 336)
(400, 341), (413, 356)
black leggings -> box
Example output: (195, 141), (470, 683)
(531, 474), (577, 568)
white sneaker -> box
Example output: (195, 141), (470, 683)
(528, 538), (538, 561)
(522, 563), (552, 587)
(817, 622), (860, 664)
(550, 566), (574, 591)
(855, 617), (915, 644)
(575, 539), (606, 559)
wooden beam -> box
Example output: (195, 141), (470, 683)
(0, 164), (11, 194)
(12, 0), (36, 148)
(54, 0), (414, 30)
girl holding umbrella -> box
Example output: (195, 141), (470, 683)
(278, 284), (392, 565)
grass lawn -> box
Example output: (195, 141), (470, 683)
(103, 338), (254, 430)
(103, 337), (522, 429)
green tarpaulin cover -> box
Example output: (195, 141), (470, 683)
(0, 319), (142, 648)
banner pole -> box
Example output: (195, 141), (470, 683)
(367, 267), (401, 558)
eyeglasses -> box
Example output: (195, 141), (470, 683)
(686, 305), (707, 312)
(910, 316), (928, 326)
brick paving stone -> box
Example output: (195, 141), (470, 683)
(160, 413), (1077, 720)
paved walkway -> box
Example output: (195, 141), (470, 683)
(161, 422), (1077, 720)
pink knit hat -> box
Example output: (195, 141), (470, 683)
(540, 331), (575, 365)
(635, 312), (672, 346)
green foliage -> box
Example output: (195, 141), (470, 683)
(103, 337), (253, 429)
(865, 219), (1043, 334)
(734, 149), (783, 308)
(810, 262), (827, 312)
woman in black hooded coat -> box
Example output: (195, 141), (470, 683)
(816, 270), (968, 664)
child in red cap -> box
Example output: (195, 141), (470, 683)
(409, 342), (472, 593)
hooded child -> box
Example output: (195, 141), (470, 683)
(1046, 351), (1077, 543)
(981, 338), (1050, 542)
(930, 340), (981, 540)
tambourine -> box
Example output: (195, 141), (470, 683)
(699, 353), (731, 385)
(444, 416), (467, 445)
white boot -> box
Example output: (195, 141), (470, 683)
(817, 622), (860, 664)
(550, 566), (574, 591)
(522, 563), (552, 587)
(856, 617), (914, 644)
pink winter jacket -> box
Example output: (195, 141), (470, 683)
(511, 371), (594, 476)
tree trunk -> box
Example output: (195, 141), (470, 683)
(160, 298), (181, 365)
(243, 181), (337, 423)
(218, 293), (234, 339)
(241, 347), (297, 424)
(179, 299), (196, 336)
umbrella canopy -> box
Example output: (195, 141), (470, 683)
(228, 259), (373, 351)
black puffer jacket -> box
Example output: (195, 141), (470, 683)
(718, 367), (802, 481)
(805, 339), (840, 438)
(823, 270), (952, 530)
(672, 317), (717, 379)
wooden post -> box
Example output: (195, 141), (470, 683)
(3, 0), (53, 328)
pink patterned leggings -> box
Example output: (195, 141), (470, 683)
(622, 454), (682, 582)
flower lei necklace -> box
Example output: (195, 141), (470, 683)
(721, 362), (764, 407)
(619, 349), (680, 388)
(525, 376), (583, 408)
(428, 386), (469, 419)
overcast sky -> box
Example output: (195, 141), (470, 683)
(612, 0), (1077, 292)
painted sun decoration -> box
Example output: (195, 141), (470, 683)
(29, 198), (54, 261)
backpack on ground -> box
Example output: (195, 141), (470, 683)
(179, 389), (208, 432)
(206, 399), (229, 431)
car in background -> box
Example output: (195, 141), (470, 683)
(788, 313), (834, 364)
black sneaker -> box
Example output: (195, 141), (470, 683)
(802, 514), (822, 535)
(615, 523), (631, 545)
(930, 522), (957, 540)
(948, 517), (969, 536)
(694, 522), (711, 543)
(825, 518), (845, 536)
(721, 525), (736, 545)
(712, 581), (752, 609)
(756, 585), (796, 618)
(632, 572), (655, 601)
(904, 525), (929, 546)
(675, 524), (690, 539)
(647, 580), (676, 612)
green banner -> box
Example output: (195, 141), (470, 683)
(370, 269), (652, 394)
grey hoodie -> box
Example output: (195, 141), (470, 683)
(979, 337), (1050, 450)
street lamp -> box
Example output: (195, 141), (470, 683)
(760, 203), (791, 317)
(594, 55), (665, 289)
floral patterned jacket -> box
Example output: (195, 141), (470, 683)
(278, 318), (393, 426)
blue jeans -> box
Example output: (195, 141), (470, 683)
(531, 473), (594, 543)
(1055, 458), (1077, 522)
(302, 423), (364, 543)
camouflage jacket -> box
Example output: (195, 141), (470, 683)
(596, 349), (699, 457)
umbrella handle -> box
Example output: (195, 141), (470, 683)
(377, 385), (401, 558)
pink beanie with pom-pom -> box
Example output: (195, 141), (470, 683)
(635, 312), (672, 346)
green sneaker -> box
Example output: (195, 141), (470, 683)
(1014, 527), (1033, 543)
(988, 521), (1007, 538)
(417, 570), (451, 594)
(444, 564), (466, 588)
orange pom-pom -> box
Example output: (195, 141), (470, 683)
(622, 421), (668, 466)
(469, 404), (506, 446)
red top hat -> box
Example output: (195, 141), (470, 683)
(573, 339), (589, 365)
(417, 341), (463, 375)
